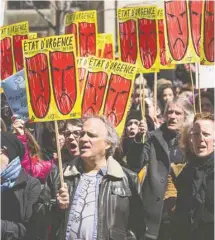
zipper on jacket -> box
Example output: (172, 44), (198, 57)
(97, 177), (106, 240)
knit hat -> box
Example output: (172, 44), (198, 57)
(1, 132), (25, 162)
(126, 110), (142, 125)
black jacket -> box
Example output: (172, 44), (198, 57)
(129, 124), (184, 239)
(31, 157), (145, 240)
(173, 153), (214, 240)
(1, 169), (41, 240)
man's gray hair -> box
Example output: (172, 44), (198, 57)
(164, 97), (194, 124)
(82, 115), (120, 157)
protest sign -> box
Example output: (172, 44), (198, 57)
(28, 32), (38, 39)
(164, 0), (200, 64)
(65, 10), (97, 57)
(0, 21), (29, 80)
(200, 0), (214, 65)
(81, 57), (111, 117)
(117, 6), (160, 73)
(117, 7), (138, 65)
(1, 70), (28, 121)
(23, 34), (81, 122)
(188, 1), (203, 58)
(102, 60), (137, 136)
(77, 57), (89, 93)
(157, 8), (175, 69)
(97, 33), (114, 59)
(136, 5), (160, 73)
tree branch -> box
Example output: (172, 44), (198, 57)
(49, 1), (58, 10)
(25, 0), (56, 30)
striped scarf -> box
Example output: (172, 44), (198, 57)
(1, 156), (21, 191)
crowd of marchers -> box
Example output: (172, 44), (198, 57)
(1, 77), (214, 240)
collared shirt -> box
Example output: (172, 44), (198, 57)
(65, 168), (107, 240)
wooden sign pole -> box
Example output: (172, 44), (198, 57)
(154, 72), (158, 119)
(190, 64), (196, 115)
(54, 120), (64, 187)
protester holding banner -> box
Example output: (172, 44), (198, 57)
(173, 112), (214, 240)
(12, 118), (54, 183)
(1, 132), (41, 240)
(31, 116), (145, 240)
(120, 110), (148, 173)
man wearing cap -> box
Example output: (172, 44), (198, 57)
(121, 110), (148, 172)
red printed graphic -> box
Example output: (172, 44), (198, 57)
(138, 18), (157, 69)
(50, 51), (77, 115)
(103, 43), (113, 59)
(78, 67), (86, 93)
(13, 34), (28, 71)
(0, 37), (13, 80)
(65, 23), (78, 54)
(189, 1), (203, 56)
(165, 0), (189, 61)
(119, 20), (137, 64)
(158, 19), (168, 66)
(82, 71), (108, 116)
(79, 22), (96, 57)
(203, 1), (214, 62)
(26, 53), (50, 118)
(103, 74), (131, 127)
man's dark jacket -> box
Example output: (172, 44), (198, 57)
(31, 157), (145, 240)
(1, 169), (41, 240)
(126, 123), (184, 240)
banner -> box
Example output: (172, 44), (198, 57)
(1, 70), (28, 121)
(157, 8), (175, 69)
(102, 60), (137, 136)
(77, 57), (89, 93)
(164, 0), (199, 64)
(117, 6), (160, 73)
(0, 21), (29, 80)
(65, 10), (97, 57)
(200, 0), (214, 65)
(188, 1), (203, 58)
(81, 57), (111, 117)
(23, 34), (81, 122)
(28, 32), (38, 39)
(97, 33), (114, 59)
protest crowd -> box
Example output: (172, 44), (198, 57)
(0, 1), (214, 240)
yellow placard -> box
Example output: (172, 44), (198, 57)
(0, 21), (29, 80)
(65, 10), (98, 57)
(157, 8), (175, 70)
(77, 57), (89, 93)
(28, 32), (38, 39)
(164, 0), (200, 64)
(200, 1), (214, 65)
(81, 57), (111, 117)
(117, 6), (160, 73)
(97, 33), (114, 60)
(101, 60), (137, 136)
(22, 34), (81, 122)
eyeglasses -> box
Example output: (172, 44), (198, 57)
(64, 130), (81, 138)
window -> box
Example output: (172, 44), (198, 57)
(8, 1), (50, 10)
